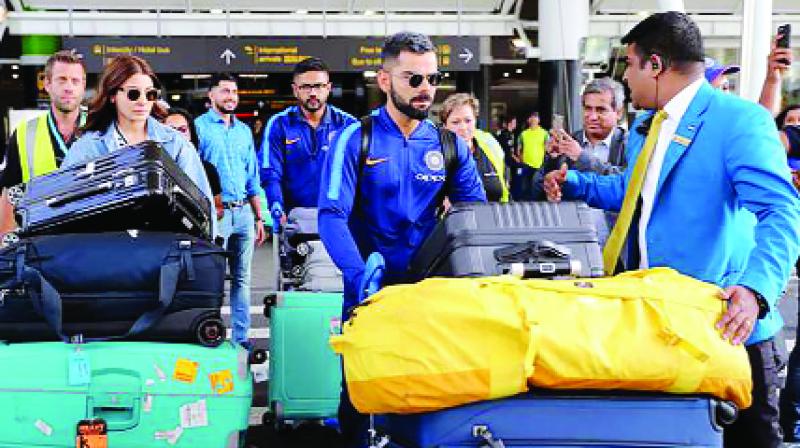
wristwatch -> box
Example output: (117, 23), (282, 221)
(750, 288), (769, 319)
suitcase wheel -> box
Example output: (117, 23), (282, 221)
(1, 232), (20, 248)
(263, 401), (286, 430)
(250, 348), (267, 365)
(195, 317), (225, 347)
(7, 185), (24, 207)
(714, 400), (738, 427)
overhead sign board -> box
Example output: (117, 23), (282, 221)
(63, 37), (480, 73)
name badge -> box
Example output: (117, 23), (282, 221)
(672, 135), (692, 146)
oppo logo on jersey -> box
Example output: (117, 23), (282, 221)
(415, 173), (446, 182)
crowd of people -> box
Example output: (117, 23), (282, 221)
(0, 11), (799, 448)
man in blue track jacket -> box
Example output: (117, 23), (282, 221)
(260, 57), (356, 222)
(318, 32), (486, 447)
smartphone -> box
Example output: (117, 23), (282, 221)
(778, 24), (792, 66)
(778, 24), (792, 49)
(552, 114), (565, 133)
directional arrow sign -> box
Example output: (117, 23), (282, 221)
(458, 48), (474, 64)
(220, 48), (236, 65)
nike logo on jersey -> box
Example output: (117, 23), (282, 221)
(364, 157), (389, 166)
(285, 138), (301, 145)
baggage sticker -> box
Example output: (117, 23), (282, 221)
(330, 317), (342, 335)
(154, 426), (183, 445)
(35, 419), (53, 436)
(76, 419), (108, 448)
(143, 393), (153, 413)
(145, 379), (156, 387)
(68, 351), (91, 386)
(209, 369), (235, 394)
(172, 358), (199, 384)
(179, 399), (208, 428)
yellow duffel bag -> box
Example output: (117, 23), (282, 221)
(330, 268), (752, 414)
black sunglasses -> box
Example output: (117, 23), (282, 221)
(400, 72), (444, 88)
(118, 87), (159, 102)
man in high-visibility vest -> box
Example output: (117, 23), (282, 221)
(0, 50), (87, 234)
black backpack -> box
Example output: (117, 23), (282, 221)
(356, 115), (459, 204)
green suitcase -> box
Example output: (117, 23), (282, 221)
(0, 341), (252, 447)
(265, 291), (343, 424)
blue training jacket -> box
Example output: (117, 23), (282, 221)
(318, 107), (487, 312)
(260, 104), (356, 211)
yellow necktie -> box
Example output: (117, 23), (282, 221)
(602, 110), (668, 275)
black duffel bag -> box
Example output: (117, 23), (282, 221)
(0, 231), (227, 346)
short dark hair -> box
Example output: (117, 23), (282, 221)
(382, 32), (436, 65)
(293, 57), (329, 78)
(529, 111), (539, 119)
(45, 50), (86, 80)
(621, 11), (704, 73)
(209, 73), (237, 90)
(777, 104), (800, 130)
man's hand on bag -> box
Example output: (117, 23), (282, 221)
(543, 164), (568, 202)
(716, 285), (760, 345)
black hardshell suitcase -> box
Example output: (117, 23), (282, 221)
(410, 201), (604, 280)
(0, 231), (227, 346)
(11, 141), (211, 239)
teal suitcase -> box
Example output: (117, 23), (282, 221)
(265, 291), (343, 425)
(0, 341), (252, 447)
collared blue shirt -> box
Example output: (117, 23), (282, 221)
(259, 104), (356, 211)
(318, 107), (487, 311)
(63, 116), (217, 237)
(195, 109), (261, 203)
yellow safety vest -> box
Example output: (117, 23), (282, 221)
(474, 129), (510, 203)
(15, 112), (84, 183)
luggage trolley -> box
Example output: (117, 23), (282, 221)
(263, 207), (344, 430)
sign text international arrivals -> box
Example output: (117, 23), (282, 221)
(63, 37), (480, 73)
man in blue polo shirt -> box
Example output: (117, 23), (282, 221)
(195, 73), (266, 349)
(261, 57), (356, 222)
(318, 32), (486, 447)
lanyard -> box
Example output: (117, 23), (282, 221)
(47, 111), (84, 154)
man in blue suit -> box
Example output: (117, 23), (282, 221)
(545, 12), (799, 448)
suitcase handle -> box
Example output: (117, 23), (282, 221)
(45, 181), (114, 208)
(18, 247), (183, 342)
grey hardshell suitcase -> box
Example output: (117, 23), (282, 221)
(298, 240), (343, 292)
(410, 201), (604, 280)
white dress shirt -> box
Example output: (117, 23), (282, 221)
(581, 129), (615, 164)
(638, 77), (704, 268)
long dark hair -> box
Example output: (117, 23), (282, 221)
(84, 55), (167, 133)
(777, 104), (800, 130)
(165, 107), (199, 149)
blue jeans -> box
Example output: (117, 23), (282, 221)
(220, 206), (255, 344)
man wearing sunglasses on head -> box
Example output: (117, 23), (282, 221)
(260, 57), (356, 225)
(0, 50), (87, 236)
(318, 31), (486, 448)
(194, 73), (266, 351)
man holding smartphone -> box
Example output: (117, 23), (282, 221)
(760, 24), (793, 116)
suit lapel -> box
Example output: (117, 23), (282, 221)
(654, 82), (714, 199)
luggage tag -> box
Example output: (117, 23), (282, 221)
(76, 419), (108, 448)
(68, 349), (91, 387)
(209, 369), (235, 394)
